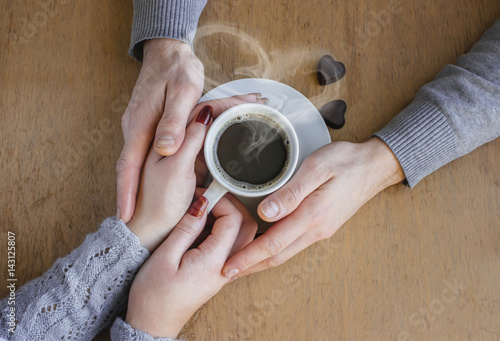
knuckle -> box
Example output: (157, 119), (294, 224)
(315, 228), (334, 241)
(182, 126), (199, 144)
(115, 145), (144, 174)
(115, 155), (129, 174)
(263, 237), (284, 257)
(239, 258), (255, 272)
(182, 61), (205, 87)
(172, 78), (202, 98)
(304, 154), (332, 180)
(190, 56), (204, 72)
(266, 256), (286, 268)
(230, 210), (244, 226)
(120, 114), (128, 133)
(173, 78), (192, 91)
(195, 62), (204, 80)
(280, 184), (303, 208)
(303, 198), (326, 228)
(157, 116), (185, 134)
(174, 221), (199, 238)
(249, 221), (259, 234)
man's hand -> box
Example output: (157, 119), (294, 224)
(222, 138), (406, 278)
(117, 38), (204, 223)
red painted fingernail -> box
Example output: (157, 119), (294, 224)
(188, 196), (209, 217)
(196, 105), (213, 126)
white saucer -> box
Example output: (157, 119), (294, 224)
(200, 79), (331, 231)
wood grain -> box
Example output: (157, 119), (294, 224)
(1, 0), (499, 340)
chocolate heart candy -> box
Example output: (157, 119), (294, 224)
(317, 55), (346, 85)
(319, 100), (347, 129)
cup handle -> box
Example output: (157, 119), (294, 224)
(203, 179), (228, 214)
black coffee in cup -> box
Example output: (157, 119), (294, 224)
(214, 114), (291, 189)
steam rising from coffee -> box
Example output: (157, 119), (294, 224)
(216, 115), (290, 187)
(193, 23), (337, 106)
(237, 120), (283, 166)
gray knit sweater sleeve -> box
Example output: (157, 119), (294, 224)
(375, 18), (500, 188)
(129, 0), (208, 61)
(110, 317), (177, 340)
(0, 218), (176, 341)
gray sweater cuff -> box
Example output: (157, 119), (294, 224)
(129, 0), (208, 62)
(111, 317), (178, 341)
(374, 100), (458, 188)
(0, 218), (150, 340)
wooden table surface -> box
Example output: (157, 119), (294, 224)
(1, 0), (499, 340)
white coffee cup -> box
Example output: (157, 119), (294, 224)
(203, 103), (300, 213)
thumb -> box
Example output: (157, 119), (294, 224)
(116, 123), (153, 223)
(258, 156), (331, 222)
(155, 85), (202, 156)
(174, 105), (213, 166)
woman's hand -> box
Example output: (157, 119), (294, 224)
(126, 194), (258, 339)
(222, 138), (406, 278)
(126, 95), (266, 252)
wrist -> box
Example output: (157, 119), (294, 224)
(125, 308), (184, 339)
(143, 38), (192, 63)
(126, 218), (163, 253)
(363, 137), (406, 190)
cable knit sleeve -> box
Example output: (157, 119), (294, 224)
(129, 0), (208, 61)
(375, 18), (500, 187)
(110, 317), (179, 341)
(0, 218), (149, 340)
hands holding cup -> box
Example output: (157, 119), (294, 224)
(222, 138), (405, 278)
(125, 95), (266, 252)
(124, 93), (399, 339)
(123, 95), (261, 338)
(202, 103), (300, 213)
(171, 97), (405, 284)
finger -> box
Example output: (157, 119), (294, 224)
(116, 129), (152, 223)
(188, 187), (216, 249)
(206, 93), (269, 117)
(159, 195), (209, 265)
(197, 197), (244, 264)
(194, 151), (209, 186)
(155, 83), (202, 156)
(192, 190), (258, 254)
(222, 191), (325, 278)
(222, 194), (258, 258)
(239, 232), (313, 276)
(257, 152), (332, 222)
(173, 105), (213, 166)
(188, 93), (269, 123)
(221, 220), (302, 279)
